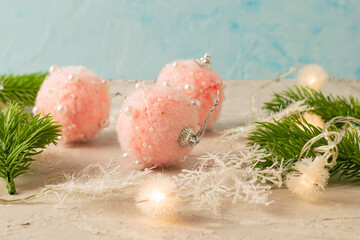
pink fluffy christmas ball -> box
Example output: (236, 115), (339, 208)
(34, 65), (111, 142)
(156, 57), (224, 129)
(117, 83), (199, 167)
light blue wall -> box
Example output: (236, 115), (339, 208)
(0, 0), (359, 80)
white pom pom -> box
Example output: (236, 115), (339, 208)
(285, 157), (329, 202)
(136, 173), (180, 218)
(296, 64), (329, 90)
(299, 112), (325, 129)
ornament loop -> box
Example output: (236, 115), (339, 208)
(195, 53), (211, 68)
(179, 91), (220, 147)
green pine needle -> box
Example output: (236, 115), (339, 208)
(0, 103), (61, 194)
(263, 86), (360, 122)
(0, 72), (48, 106)
(248, 117), (360, 181)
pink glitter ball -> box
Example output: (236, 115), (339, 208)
(35, 66), (111, 142)
(117, 83), (199, 167)
(156, 59), (224, 129)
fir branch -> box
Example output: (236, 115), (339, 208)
(0, 72), (48, 106)
(248, 117), (360, 181)
(0, 103), (61, 194)
(263, 86), (360, 122)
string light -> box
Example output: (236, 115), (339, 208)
(136, 173), (180, 218)
(296, 64), (329, 90)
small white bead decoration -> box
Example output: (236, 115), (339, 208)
(135, 82), (146, 89)
(71, 94), (76, 99)
(135, 126), (140, 131)
(143, 143), (147, 148)
(49, 65), (58, 73)
(162, 80), (174, 88)
(32, 106), (39, 115)
(172, 62), (177, 67)
(201, 81), (206, 86)
(184, 84), (195, 94)
(191, 99), (201, 109)
(149, 127), (154, 132)
(124, 106), (135, 117)
(148, 145), (153, 149)
(102, 79), (110, 87)
(135, 160), (141, 165)
(56, 104), (67, 114)
(68, 74), (79, 83)
(123, 152), (129, 158)
(154, 102), (159, 107)
(157, 98), (162, 102)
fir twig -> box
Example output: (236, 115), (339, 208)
(247, 117), (360, 181)
(263, 86), (360, 122)
(0, 103), (61, 194)
(0, 72), (48, 106)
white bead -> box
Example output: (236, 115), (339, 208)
(135, 82), (146, 89)
(174, 96), (179, 102)
(148, 145), (153, 149)
(123, 152), (129, 158)
(68, 74), (79, 83)
(49, 65), (58, 73)
(184, 84), (195, 94)
(172, 62), (177, 67)
(157, 98), (162, 102)
(143, 143), (147, 148)
(57, 135), (62, 140)
(135, 126), (140, 131)
(149, 127), (154, 132)
(146, 110), (150, 115)
(162, 80), (174, 88)
(143, 157), (148, 161)
(32, 106), (39, 115)
(154, 102), (159, 107)
(135, 160), (141, 165)
(56, 105), (67, 114)
(201, 81), (206, 86)
(71, 94), (76, 98)
(191, 99), (201, 109)
(102, 79), (110, 87)
(124, 106), (135, 117)
(101, 118), (110, 128)
(168, 95), (172, 100)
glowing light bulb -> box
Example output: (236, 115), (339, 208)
(149, 189), (166, 203)
(296, 64), (328, 91)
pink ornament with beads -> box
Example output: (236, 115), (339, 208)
(117, 82), (200, 167)
(34, 65), (111, 142)
(156, 53), (224, 130)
